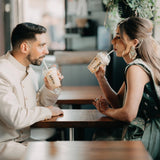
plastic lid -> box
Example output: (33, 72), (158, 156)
(97, 52), (110, 65)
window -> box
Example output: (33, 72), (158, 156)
(21, 0), (65, 51)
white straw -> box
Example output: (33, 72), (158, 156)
(106, 49), (114, 55)
(43, 60), (49, 70)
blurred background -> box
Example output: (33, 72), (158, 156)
(0, 0), (160, 141)
(0, 0), (160, 91)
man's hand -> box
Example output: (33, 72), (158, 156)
(44, 67), (64, 91)
(57, 69), (64, 81)
(47, 106), (63, 117)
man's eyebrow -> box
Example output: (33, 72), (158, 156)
(39, 43), (46, 46)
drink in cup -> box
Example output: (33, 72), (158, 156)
(45, 67), (61, 88)
(88, 50), (114, 73)
(43, 61), (61, 89)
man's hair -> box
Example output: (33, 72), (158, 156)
(11, 22), (47, 49)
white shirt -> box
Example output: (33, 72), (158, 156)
(0, 52), (61, 142)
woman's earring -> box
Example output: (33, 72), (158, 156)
(129, 46), (137, 60)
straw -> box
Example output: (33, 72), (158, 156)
(106, 49), (114, 55)
(43, 59), (49, 70)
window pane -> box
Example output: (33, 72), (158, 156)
(22, 0), (65, 50)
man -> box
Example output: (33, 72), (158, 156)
(0, 22), (63, 142)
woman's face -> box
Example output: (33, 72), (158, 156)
(111, 26), (133, 57)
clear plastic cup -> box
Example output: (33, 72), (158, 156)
(88, 52), (111, 73)
(43, 67), (61, 89)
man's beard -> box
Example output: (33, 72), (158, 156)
(27, 54), (45, 66)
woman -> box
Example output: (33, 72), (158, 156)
(93, 17), (160, 159)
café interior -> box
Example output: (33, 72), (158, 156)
(0, 0), (160, 160)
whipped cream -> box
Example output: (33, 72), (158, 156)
(97, 52), (110, 65)
(88, 52), (111, 73)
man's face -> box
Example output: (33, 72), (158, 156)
(27, 33), (49, 66)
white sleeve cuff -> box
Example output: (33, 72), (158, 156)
(38, 85), (62, 106)
(40, 107), (52, 120)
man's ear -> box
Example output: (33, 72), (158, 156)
(20, 41), (30, 54)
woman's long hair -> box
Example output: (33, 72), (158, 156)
(119, 17), (160, 85)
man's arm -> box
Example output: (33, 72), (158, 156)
(0, 79), (52, 130)
(38, 85), (61, 106)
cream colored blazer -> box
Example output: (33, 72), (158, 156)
(0, 52), (61, 142)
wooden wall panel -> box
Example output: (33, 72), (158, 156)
(0, 0), (5, 55)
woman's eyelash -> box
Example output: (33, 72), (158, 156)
(116, 36), (120, 39)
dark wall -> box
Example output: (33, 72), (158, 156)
(106, 53), (126, 92)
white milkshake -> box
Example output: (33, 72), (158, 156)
(43, 60), (61, 89)
(88, 50), (114, 73)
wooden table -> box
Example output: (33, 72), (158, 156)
(32, 109), (123, 141)
(22, 141), (152, 160)
(56, 86), (104, 139)
(57, 86), (103, 105)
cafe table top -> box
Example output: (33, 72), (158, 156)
(32, 109), (124, 128)
(22, 141), (152, 160)
(57, 86), (103, 105)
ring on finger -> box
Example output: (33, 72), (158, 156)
(95, 98), (99, 102)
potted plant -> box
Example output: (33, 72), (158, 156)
(103, 0), (159, 32)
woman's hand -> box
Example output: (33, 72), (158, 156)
(93, 96), (110, 115)
(95, 66), (106, 79)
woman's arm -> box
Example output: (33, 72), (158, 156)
(95, 66), (125, 108)
(95, 65), (150, 122)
